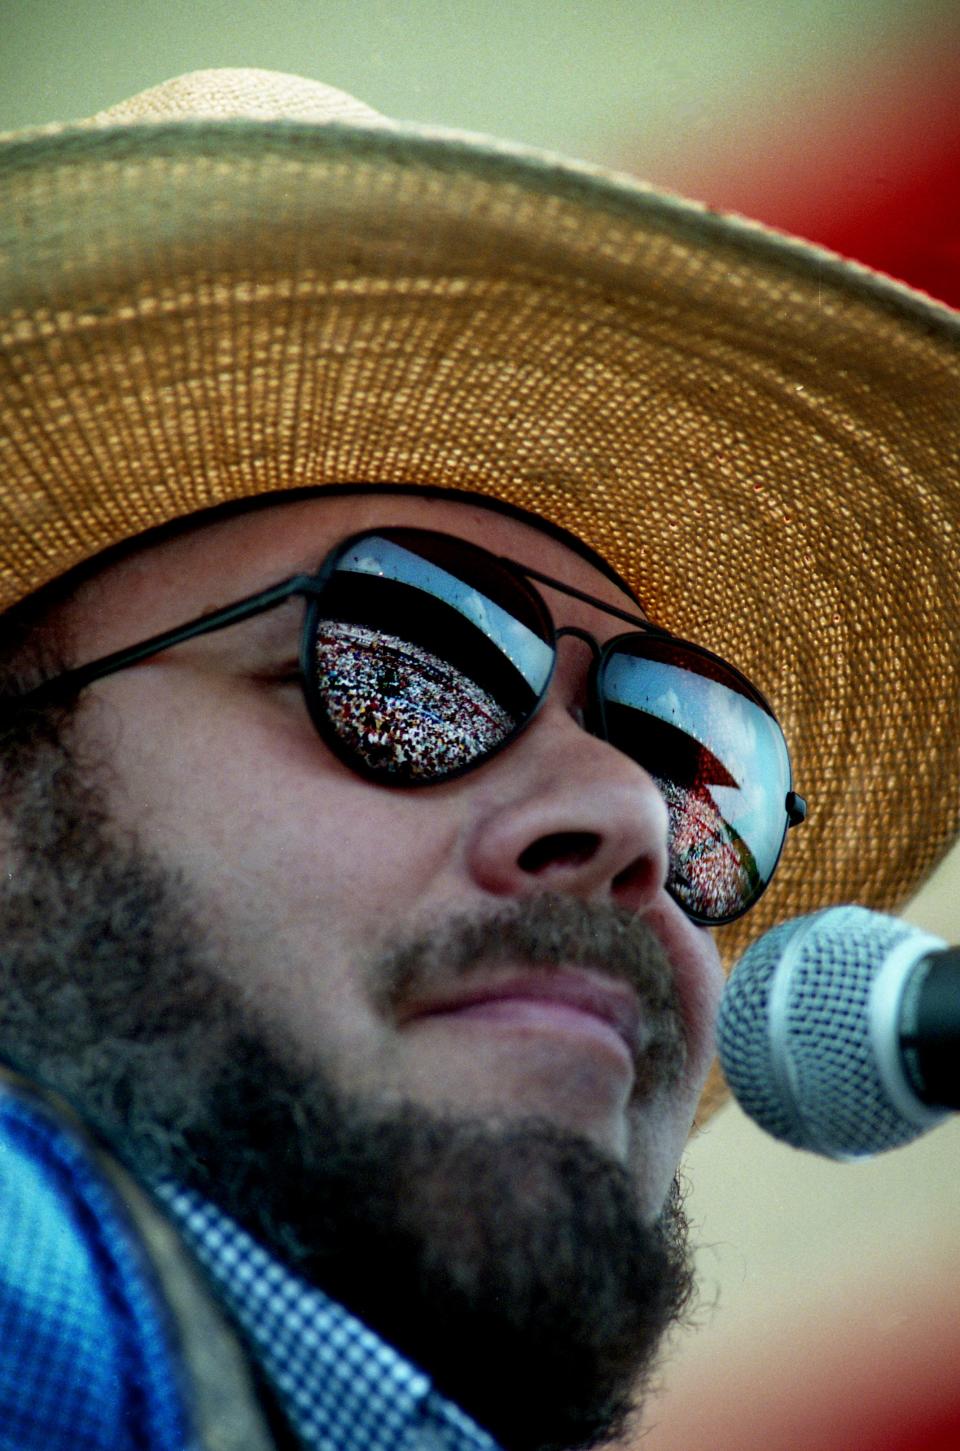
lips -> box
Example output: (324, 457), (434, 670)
(398, 969), (644, 1061)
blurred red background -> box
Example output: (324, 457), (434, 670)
(618, 30), (960, 309)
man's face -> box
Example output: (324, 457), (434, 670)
(59, 492), (723, 1212)
(2, 492), (725, 1450)
(57, 492), (723, 1216)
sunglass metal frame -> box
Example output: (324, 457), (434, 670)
(12, 526), (805, 925)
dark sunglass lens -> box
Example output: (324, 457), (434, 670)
(599, 639), (792, 924)
(308, 530), (555, 783)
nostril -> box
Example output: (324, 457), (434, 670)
(612, 856), (657, 893)
(517, 831), (601, 875)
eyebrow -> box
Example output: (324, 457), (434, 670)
(197, 592), (303, 658)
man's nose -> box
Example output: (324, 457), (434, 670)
(464, 704), (671, 912)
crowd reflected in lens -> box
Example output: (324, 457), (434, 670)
(315, 620), (515, 780)
(657, 777), (759, 922)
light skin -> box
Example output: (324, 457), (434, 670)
(56, 491), (725, 1221)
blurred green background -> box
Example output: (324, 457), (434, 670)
(0, 0), (952, 158)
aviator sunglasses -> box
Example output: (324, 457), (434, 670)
(19, 526), (805, 926)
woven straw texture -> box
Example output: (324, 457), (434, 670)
(2, 72), (959, 1122)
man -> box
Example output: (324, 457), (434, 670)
(1, 68), (958, 1451)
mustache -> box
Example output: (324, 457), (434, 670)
(369, 893), (687, 1092)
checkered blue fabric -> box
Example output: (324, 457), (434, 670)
(155, 1183), (502, 1451)
(0, 1072), (502, 1451)
(0, 1086), (194, 1451)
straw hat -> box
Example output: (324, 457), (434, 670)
(2, 69), (959, 1122)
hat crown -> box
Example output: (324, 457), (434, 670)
(86, 67), (385, 128)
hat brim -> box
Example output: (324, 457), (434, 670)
(3, 117), (960, 1123)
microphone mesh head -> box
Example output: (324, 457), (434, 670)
(717, 906), (924, 1158)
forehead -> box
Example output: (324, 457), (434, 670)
(65, 492), (642, 650)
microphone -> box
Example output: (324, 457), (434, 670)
(716, 905), (960, 1160)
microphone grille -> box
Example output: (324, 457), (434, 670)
(718, 906), (924, 1157)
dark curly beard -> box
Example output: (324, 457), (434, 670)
(0, 721), (695, 1451)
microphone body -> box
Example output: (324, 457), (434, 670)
(716, 906), (960, 1160)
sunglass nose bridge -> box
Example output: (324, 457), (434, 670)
(551, 627), (607, 740)
(553, 624), (602, 657)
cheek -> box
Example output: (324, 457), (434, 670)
(644, 902), (725, 1089)
(81, 676), (463, 968)
(624, 903), (724, 1199)
(624, 1093), (694, 1219)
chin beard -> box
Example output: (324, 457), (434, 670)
(171, 1042), (694, 1451)
(0, 724), (695, 1451)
